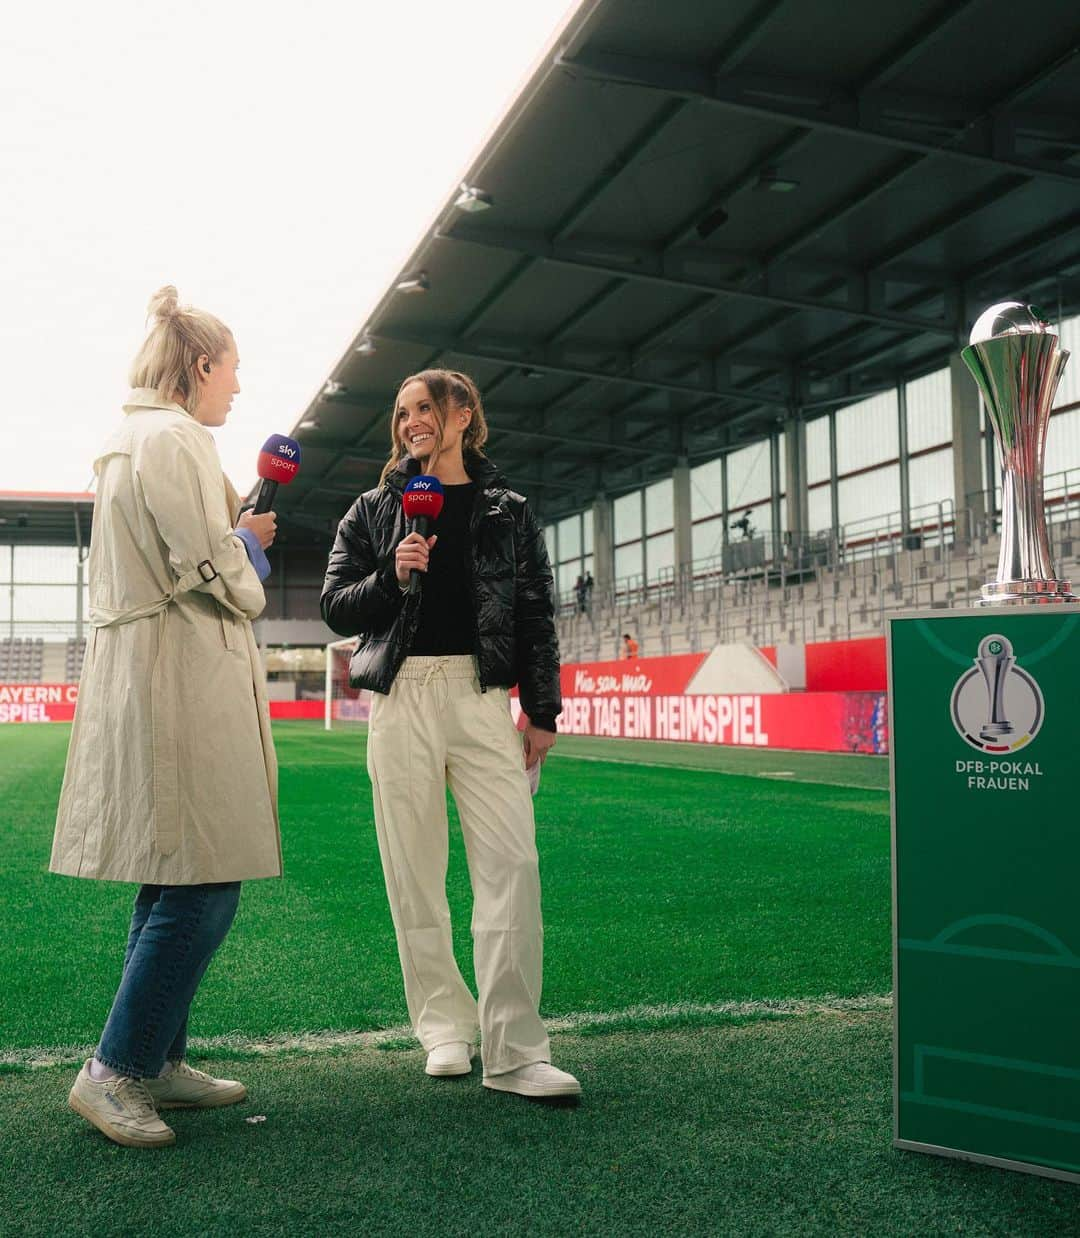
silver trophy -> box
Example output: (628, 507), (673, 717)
(961, 302), (1076, 605)
(976, 634), (1015, 742)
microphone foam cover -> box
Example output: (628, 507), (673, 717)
(257, 434), (302, 484)
(403, 475), (445, 522)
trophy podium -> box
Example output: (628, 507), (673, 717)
(890, 304), (1080, 1183)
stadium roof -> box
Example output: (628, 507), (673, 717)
(272, 0), (1080, 535)
(0, 492), (94, 549)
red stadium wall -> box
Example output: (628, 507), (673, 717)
(510, 654), (888, 754)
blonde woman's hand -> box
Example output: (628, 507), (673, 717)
(237, 510), (277, 550)
(395, 532), (437, 587)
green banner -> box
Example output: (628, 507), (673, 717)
(890, 607), (1080, 1182)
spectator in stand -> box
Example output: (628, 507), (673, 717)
(574, 574), (587, 614)
(623, 632), (639, 659)
(583, 571), (594, 612)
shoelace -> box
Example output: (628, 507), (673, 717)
(174, 1063), (213, 1083)
(109, 1076), (157, 1118)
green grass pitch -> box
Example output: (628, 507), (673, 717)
(1, 723), (1073, 1235)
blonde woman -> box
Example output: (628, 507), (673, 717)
(51, 287), (281, 1148)
(321, 369), (580, 1099)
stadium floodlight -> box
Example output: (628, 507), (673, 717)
(453, 183), (494, 213)
(299, 412), (321, 431)
(520, 366), (545, 380)
(354, 336), (377, 357)
(322, 380), (346, 397)
(394, 270), (430, 294)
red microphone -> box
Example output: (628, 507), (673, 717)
(402, 474), (445, 595)
(254, 434), (302, 514)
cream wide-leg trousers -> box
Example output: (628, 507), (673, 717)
(366, 654), (550, 1076)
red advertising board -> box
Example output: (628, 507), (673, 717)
(0, 683), (79, 723)
(510, 654), (888, 754)
(0, 684), (324, 724)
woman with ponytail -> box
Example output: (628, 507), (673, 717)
(52, 287), (282, 1147)
(321, 369), (579, 1099)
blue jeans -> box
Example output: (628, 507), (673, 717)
(95, 882), (241, 1078)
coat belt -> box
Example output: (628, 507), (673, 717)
(88, 560), (222, 856)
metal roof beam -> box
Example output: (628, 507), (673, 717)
(320, 419), (654, 461)
(367, 329), (790, 409)
(438, 226), (954, 336)
(558, 50), (1080, 186)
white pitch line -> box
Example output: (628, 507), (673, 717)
(2, 994), (892, 1070)
(552, 751), (882, 792)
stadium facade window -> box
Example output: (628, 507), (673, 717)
(645, 531), (675, 580)
(552, 512), (590, 598)
(808, 485), (832, 533)
(614, 540), (643, 582)
(838, 464), (901, 535)
(835, 390), (898, 474)
(805, 414), (833, 533)
(644, 479), (673, 536)
(1, 545), (85, 638)
(1057, 314), (1080, 407)
(690, 457), (723, 523)
(904, 367), (954, 522)
(724, 440), (774, 547)
(833, 390), (901, 535)
(908, 449), (955, 516)
(1046, 407), (1080, 505)
(13, 544), (78, 583)
(692, 516), (725, 565)
(614, 490), (642, 544)
(13, 584), (79, 624)
(613, 488), (644, 584)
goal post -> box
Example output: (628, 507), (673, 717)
(324, 638), (372, 730)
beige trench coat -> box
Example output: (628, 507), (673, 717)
(50, 389), (282, 884)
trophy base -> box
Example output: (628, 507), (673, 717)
(978, 579), (1078, 606)
(979, 722), (1014, 741)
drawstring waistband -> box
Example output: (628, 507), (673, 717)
(396, 655), (478, 683)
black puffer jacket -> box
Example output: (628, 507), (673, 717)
(320, 453), (561, 731)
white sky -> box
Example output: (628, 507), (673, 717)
(2, 0), (574, 497)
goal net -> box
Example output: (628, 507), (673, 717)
(324, 638), (373, 730)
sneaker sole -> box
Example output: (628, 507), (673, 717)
(68, 1091), (176, 1148)
(482, 1076), (582, 1098)
(151, 1083), (248, 1110)
(425, 1061), (473, 1077)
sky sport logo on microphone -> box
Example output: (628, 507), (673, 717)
(403, 475), (445, 521)
(257, 434), (301, 484)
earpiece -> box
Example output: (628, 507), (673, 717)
(202, 362), (211, 374)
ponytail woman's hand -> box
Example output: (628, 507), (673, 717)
(395, 532), (437, 587)
(523, 723), (556, 769)
(237, 510), (277, 550)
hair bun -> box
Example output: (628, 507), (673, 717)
(147, 285), (181, 322)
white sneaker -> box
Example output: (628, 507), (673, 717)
(425, 1042), (475, 1077)
(68, 1060), (176, 1148)
(483, 1062), (581, 1098)
(143, 1061), (247, 1109)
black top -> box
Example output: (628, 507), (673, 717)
(410, 482), (478, 656)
